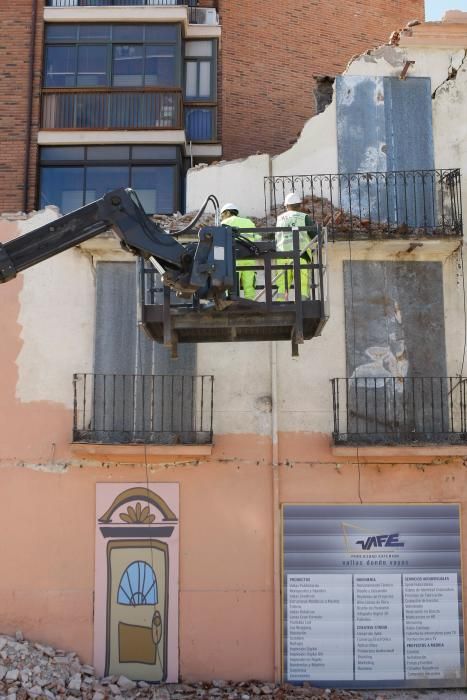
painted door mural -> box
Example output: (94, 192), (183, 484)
(94, 484), (179, 682)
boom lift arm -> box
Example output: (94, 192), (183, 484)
(0, 187), (240, 298)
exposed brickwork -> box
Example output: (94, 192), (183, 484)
(0, 0), (424, 212)
(219, 0), (425, 160)
(0, 0), (43, 213)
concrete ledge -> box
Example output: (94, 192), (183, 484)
(332, 444), (467, 462)
(44, 7), (221, 39)
(71, 442), (213, 462)
(38, 130), (186, 145)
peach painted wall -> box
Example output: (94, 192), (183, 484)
(1, 437), (467, 681)
(2, 218), (467, 682)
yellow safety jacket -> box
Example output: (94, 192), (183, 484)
(222, 215), (259, 241)
(275, 210), (312, 252)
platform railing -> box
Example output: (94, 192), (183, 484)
(41, 88), (182, 130)
(331, 376), (467, 445)
(73, 372), (214, 444)
(142, 227), (328, 308)
(265, 169), (463, 239)
(140, 226), (328, 354)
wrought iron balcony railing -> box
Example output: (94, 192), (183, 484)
(73, 373), (214, 444)
(41, 88), (182, 130)
(45, 0), (219, 24)
(331, 376), (467, 445)
(265, 169), (463, 239)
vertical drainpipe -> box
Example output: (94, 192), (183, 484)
(23, 0), (39, 213)
(271, 340), (281, 682)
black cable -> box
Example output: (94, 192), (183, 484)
(459, 244), (467, 377)
(169, 194), (220, 236)
(347, 234), (363, 504)
(136, 329), (162, 677)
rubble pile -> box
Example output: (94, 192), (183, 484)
(0, 634), (364, 700)
(151, 197), (446, 240)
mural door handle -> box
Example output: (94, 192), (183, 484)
(152, 609), (163, 647)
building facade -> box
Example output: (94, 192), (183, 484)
(4, 7), (467, 690)
(0, 0), (424, 216)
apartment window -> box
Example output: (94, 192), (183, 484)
(44, 23), (181, 88)
(39, 145), (180, 214)
(184, 41), (216, 100)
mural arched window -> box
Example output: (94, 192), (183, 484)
(117, 560), (158, 606)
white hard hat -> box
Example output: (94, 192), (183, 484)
(284, 192), (302, 206)
(220, 202), (238, 214)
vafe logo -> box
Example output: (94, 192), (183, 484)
(354, 533), (405, 550)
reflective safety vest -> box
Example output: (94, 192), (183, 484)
(275, 210), (311, 252)
(222, 215), (259, 241)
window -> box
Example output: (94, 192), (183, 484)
(39, 145), (180, 214)
(184, 41), (216, 101)
(117, 561), (157, 606)
(43, 23), (181, 88)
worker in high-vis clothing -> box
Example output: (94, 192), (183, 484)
(275, 192), (316, 301)
(221, 202), (258, 301)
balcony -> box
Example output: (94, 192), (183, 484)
(45, 0), (219, 25)
(265, 169), (463, 239)
(331, 376), (467, 445)
(41, 88), (182, 130)
(73, 373), (214, 444)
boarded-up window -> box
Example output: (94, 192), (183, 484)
(93, 261), (196, 442)
(343, 261), (448, 437)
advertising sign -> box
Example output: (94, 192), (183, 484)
(282, 505), (464, 688)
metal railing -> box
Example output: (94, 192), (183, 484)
(41, 89), (182, 130)
(331, 376), (467, 445)
(265, 169), (463, 238)
(73, 373), (214, 444)
(140, 227), (329, 354)
(45, 0), (219, 23)
(141, 227), (328, 307)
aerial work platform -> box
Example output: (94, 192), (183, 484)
(0, 188), (329, 356)
(140, 226), (329, 356)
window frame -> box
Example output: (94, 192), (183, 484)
(43, 23), (182, 89)
(183, 40), (217, 102)
(39, 145), (181, 215)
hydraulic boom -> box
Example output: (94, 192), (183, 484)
(0, 187), (238, 299)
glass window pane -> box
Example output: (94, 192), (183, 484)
(40, 147), (85, 162)
(145, 45), (176, 86)
(185, 107), (213, 141)
(132, 146), (177, 160)
(85, 166), (129, 204)
(45, 46), (76, 87)
(79, 24), (111, 41)
(185, 61), (197, 98)
(45, 24), (78, 42)
(199, 61), (211, 97)
(87, 146), (130, 161)
(145, 25), (178, 42)
(112, 25), (144, 42)
(77, 45), (108, 87)
(40, 167), (84, 215)
(185, 41), (212, 57)
(131, 166), (175, 214)
(112, 45), (144, 87)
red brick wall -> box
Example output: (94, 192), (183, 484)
(219, 0), (425, 160)
(0, 0), (43, 213)
(0, 0), (425, 212)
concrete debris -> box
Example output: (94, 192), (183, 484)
(151, 191), (446, 241)
(0, 633), (369, 700)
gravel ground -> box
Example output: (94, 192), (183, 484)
(0, 633), (465, 700)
